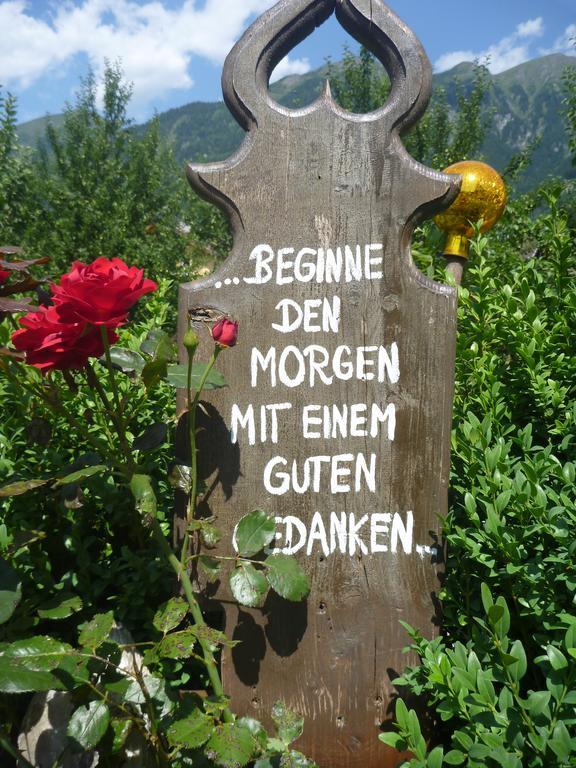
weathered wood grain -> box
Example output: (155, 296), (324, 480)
(178, 1), (460, 765)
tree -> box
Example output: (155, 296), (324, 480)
(0, 89), (38, 245)
(28, 62), (230, 281)
(327, 45), (390, 113)
(562, 49), (576, 165)
(327, 47), (492, 171)
(404, 63), (492, 169)
(29, 65), (181, 275)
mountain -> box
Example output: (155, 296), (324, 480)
(433, 54), (576, 191)
(17, 54), (576, 193)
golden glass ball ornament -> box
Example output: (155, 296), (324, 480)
(434, 161), (507, 259)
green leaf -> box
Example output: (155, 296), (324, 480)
(0, 660), (65, 693)
(547, 645), (568, 670)
(205, 723), (257, 768)
(480, 582), (493, 614)
(264, 555), (310, 602)
(0, 636), (72, 693)
(130, 474), (157, 520)
(193, 625), (238, 649)
(464, 492), (477, 516)
(266, 738), (286, 753)
(153, 597), (188, 634)
(395, 698), (409, 730)
(198, 555), (222, 583)
(562, 462), (575, 484)
(1, 636), (72, 670)
(167, 363), (227, 390)
(54, 465), (107, 486)
(156, 630), (196, 659)
(476, 670), (496, 704)
(204, 695), (232, 717)
(235, 510), (276, 557)
(427, 747), (444, 768)
(548, 722), (572, 761)
(0, 478), (49, 497)
(167, 708), (214, 749)
(254, 759), (278, 768)
(230, 564), (268, 608)
(78, 611), (114, 649)
(564, 624), (576, 652)
(271, 700), (304, 745)
(140, 330), (176, 361)
(133, 422), (168, 452)
(495, 490), (512, 513)
(141, 359), (168, 391)
(378, 732), (405, 749)
(123, 674), (175, 718)
(280, 751), (318, 768)
(0, 559), (21, 625)
(452, 667), (475, 691)
(508, 639), (527, 682)
(444, 750), (466, 765)
(201, 523), (222, 548)
(236, 717), (267, 750)
(526, 691), (551, 718)
(110, 719), (132, 753)
(67, 701), (110, 750)
(407, 709), (425, 758)
(169, 464), (192, 493)
(107, 346), (145, 372)
(490, 598), (510, 638)
(38, 593), (83, 620)
(56, 654), (91, 688)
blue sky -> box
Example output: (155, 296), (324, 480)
(1, 0), (574, 124)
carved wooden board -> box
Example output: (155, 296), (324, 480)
(178, 1), (460, 765)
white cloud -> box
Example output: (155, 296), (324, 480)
(270, 55), (311, 82)
(435, 16), (544, 74)
(0, 0), (309, 114)
(540, 24), (576, 56)
(517, 18), (544, 39)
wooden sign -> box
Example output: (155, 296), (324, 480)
(178, 0), (460, 765)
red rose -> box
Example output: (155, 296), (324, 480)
(211, 318), (239, 348)
(0, 269), (10, 286)
(51, 257), (157, 328)
(12, 305), (118, 372)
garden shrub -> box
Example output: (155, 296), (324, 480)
(382, 191), (576, 767)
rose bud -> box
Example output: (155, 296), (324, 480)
(183, 327), (200, 351)
(211, 318), (238, 348)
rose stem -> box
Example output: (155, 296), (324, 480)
(141, 497), (232, 723)
(181, 345), (221, 567)
(99, 328), (136, 474)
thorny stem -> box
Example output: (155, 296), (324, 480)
(100, 327), (122, 415)
(181, 345), (221, 568)
(61, 648), (169, 762)
(100, 329), (136, 475)
(106, 336), (232, 724)
(187, 553), (264, 567)
(84, 363), (121, 452)
(148, 514), (233, 723)
(188, 346), (221, 524)
(81, 674), (166, 764)
(130, 659), (169, 764)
